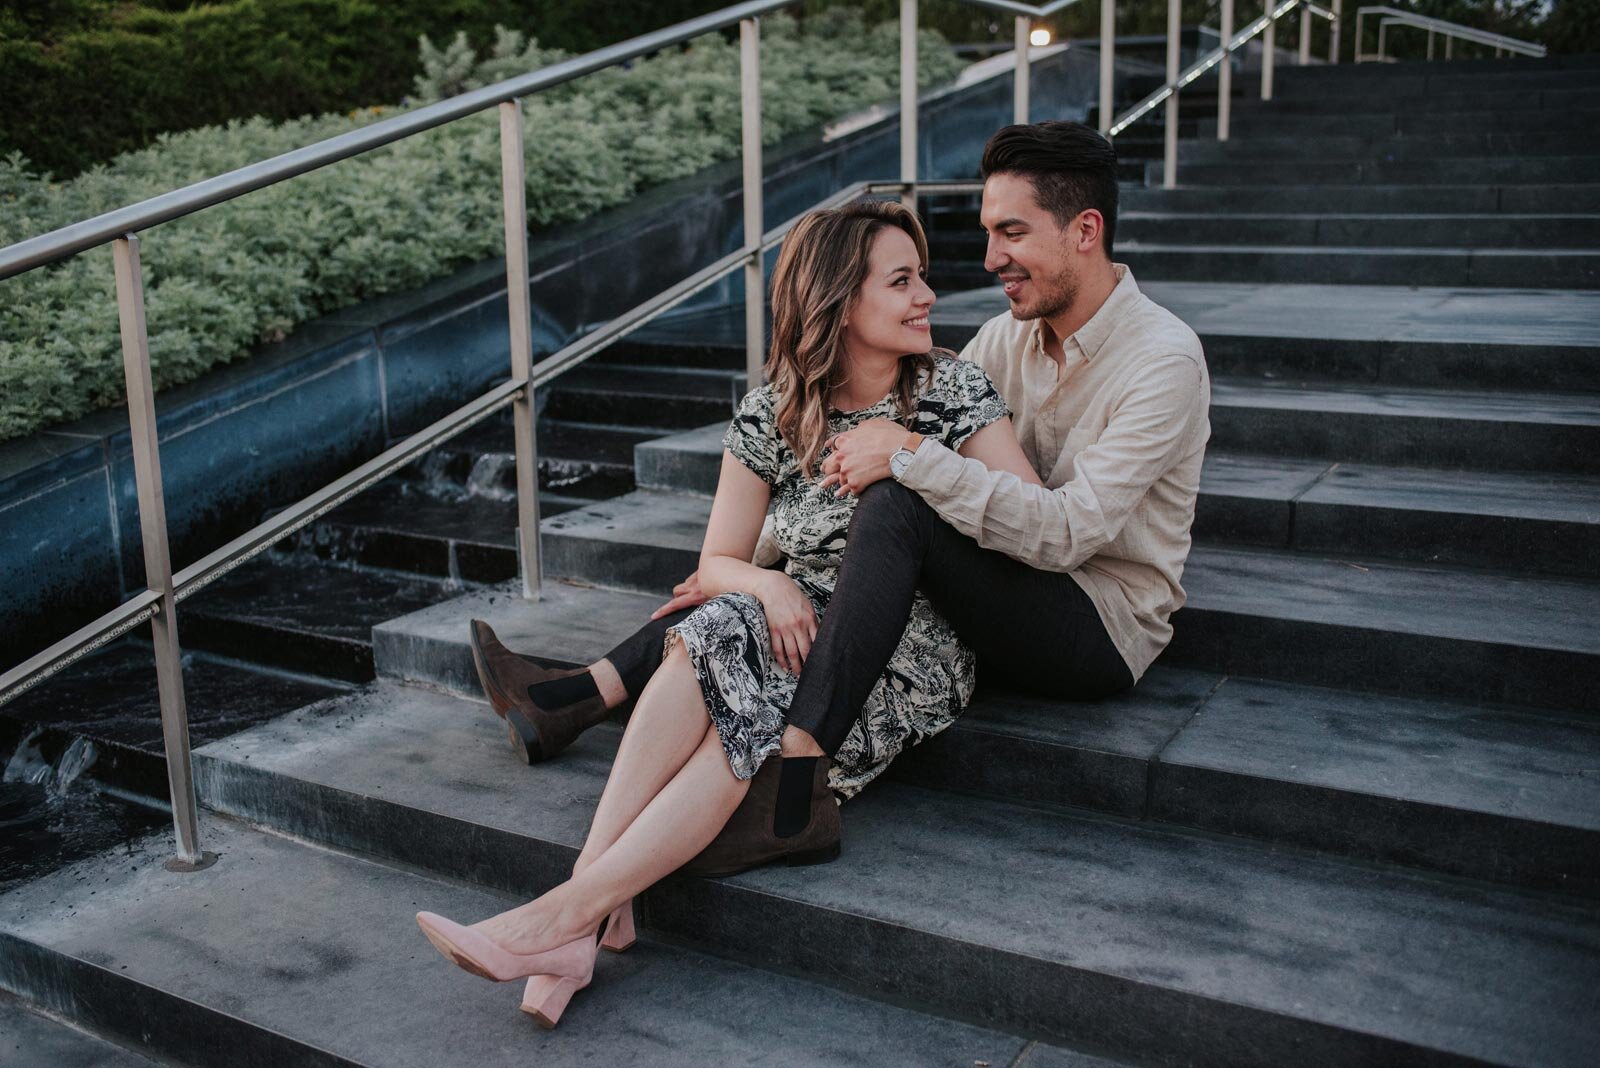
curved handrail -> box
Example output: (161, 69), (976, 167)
(1355, 6), (1547, 62)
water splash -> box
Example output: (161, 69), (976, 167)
(465, 453), (517, 500)
(2, 729), (99, 800)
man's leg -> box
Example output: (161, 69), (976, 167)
(594, 608), (692, 707)
(786, 481), (1131, 755)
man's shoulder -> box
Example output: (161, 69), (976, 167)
(959, 309), (1031, 368)
(1124, 289), (1205, 368)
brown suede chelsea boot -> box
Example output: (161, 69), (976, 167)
(682, 755), (842, 878)
(468, 619), (609, 763)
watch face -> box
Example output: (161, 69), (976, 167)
(890, 449), (910, 478)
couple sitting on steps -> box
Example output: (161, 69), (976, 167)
(415, 119), (1211, 1027)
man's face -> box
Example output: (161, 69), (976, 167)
(979, 172), (1079, 323)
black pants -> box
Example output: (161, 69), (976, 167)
(605, 481), (1133, 756)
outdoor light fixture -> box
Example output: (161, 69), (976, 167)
(1029, 27), (1052, 47)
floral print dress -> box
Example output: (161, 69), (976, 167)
(666, 356), (1010, 801)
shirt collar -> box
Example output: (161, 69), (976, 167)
(1031, 263), (1139, 363)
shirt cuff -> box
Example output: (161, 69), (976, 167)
(897, 438), (964, 495)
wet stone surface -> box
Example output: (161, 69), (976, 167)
(0, 637), (345, 894)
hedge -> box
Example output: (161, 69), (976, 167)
(0, 11), (964, 444)
(0, 1), (726, 178)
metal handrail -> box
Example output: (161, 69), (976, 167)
(1355, 7), (1547, 63)
(1109, 0), (1335, 136)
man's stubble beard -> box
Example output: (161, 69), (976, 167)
(1007, 252), (1079, 323)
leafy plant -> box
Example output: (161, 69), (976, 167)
(0, 12), (963, 443)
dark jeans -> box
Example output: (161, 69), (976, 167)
(605, 481), (1134, 755)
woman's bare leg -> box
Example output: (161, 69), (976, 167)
(572, 643), (707, 877)
(474, 721), (749, 953)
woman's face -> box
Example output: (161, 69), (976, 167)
(842, 226), (936, 362)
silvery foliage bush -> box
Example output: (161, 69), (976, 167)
(0, 11), (962, 443)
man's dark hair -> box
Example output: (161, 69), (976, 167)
(980, 120), (1119, 257)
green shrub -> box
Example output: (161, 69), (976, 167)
(0, 1), (723, 178)
(0, 12), (963, 443)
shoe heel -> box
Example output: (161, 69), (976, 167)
(522, 974), (582, 1029)
(505, 710), (544, 764)
(784, 841), (842, 867)
(598, 900), (635, 953)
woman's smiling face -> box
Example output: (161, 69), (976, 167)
(842, 226), (936, 362)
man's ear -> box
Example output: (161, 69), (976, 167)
(1074, 209), (1105, 254)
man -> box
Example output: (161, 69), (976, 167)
(471, 120), (1210, 870)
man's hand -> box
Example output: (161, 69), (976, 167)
(820, 419), (922, 497)
(753, 571), (818, 675)
(651, 570), (707, 620)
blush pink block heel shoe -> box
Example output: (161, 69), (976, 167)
(415, 911), (597, 985)
(598, 899), (635, 953)
(522, 971), (589, 1029)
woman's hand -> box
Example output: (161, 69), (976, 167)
(820, 419), (920, 497)
(753, 571), (818, 675)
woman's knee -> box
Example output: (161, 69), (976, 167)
(849, 480), (929, 542)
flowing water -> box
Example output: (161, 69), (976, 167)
(0, 728), (168, 893)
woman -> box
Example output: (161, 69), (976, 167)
(415, 200), (1043, 1027)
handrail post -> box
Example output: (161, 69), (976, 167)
(1331, 0), (1343, 63)
(1445, 33), (1452, 59)
(1377, 18), (1387, 63)
(902, 0), (919, 209)
(1262, 3), (1277, 100)
(1164, 0), (1180, 188)
(1217, 0), (1233, 140)
(499, 98), (542, 601)
(112, 234), (211, 874)
(740, 16), (764, 392)
(1299, 1), (1312, 63)
(1014, 15), (1031, 124)
(1099, 0), (1115, 134)
(1427, 28), (1435, 59)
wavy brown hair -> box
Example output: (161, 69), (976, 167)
(766, 200), (943, 479)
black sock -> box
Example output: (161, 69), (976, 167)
(774, 757), (819, 838)
(528, 671), (599, 710)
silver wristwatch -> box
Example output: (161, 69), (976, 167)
(889, 444), (917, 482)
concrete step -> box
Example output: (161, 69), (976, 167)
(1199, 454), (1600, 577)
(172, 685), (1600, 1065)
(1196, 106), (1600, 139)
(1270, 67), (1600, 100)
(1273, 55), (1600, 83)
(0, 815), (1063, 1068)
(372, 583), (1600, 896)
(927, 283), (1600, 394)
(632, 426), (1600, 578)
(514, 491), (1600, 711)
(1208, 378), (1600, 473)
(931, 213), (1600, 250)
(1152, 154), (1600, 185)
(1113, 182), (1600, 213)
(545, 364), (741, 428)
(1, 991), (160, 1068)
(1177, 129), (1600, 163)
(179, 553), (460, 682)
(1089, 243), (1600, 290)
(1171, 544), (1599, 712)
(1228, 86), (1593, 115)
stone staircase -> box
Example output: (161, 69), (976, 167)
(5, 55), (1600, 1066)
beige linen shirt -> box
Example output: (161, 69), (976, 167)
(899, 264), (1210, 680)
